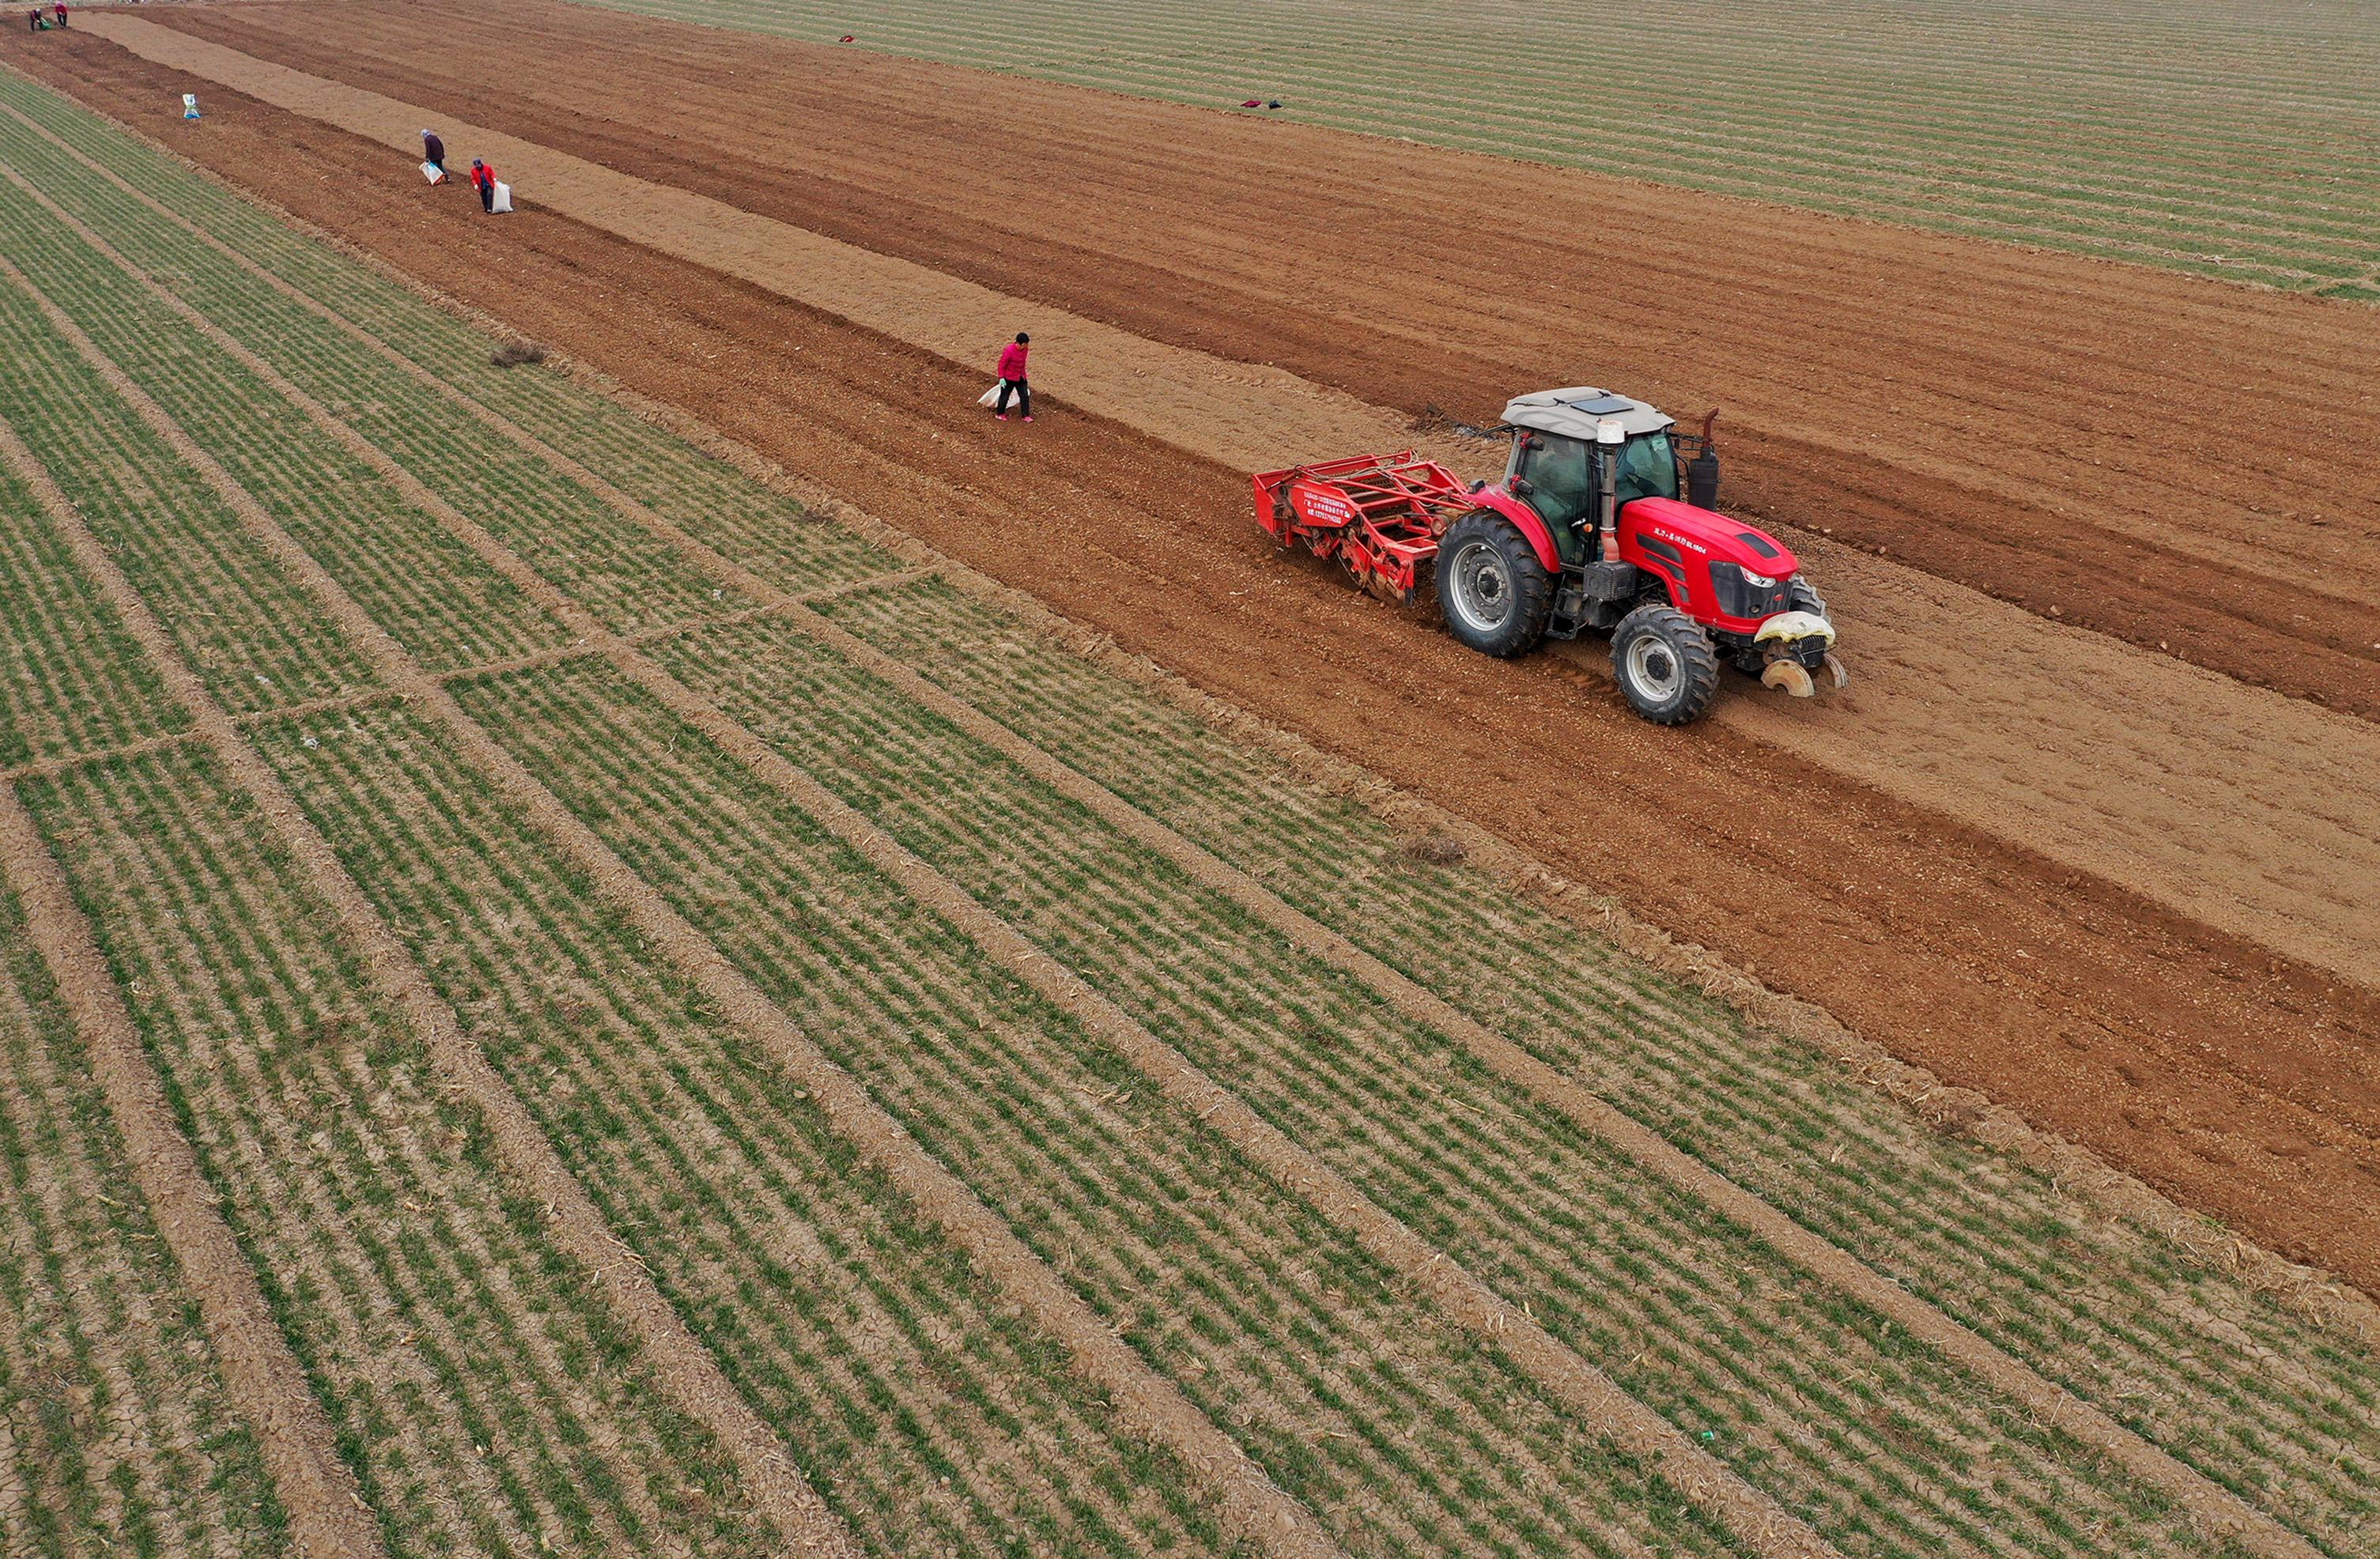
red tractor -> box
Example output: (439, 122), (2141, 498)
(1254, 387), (1845, 724)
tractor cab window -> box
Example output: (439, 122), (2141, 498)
(1517, 432), (1596, 531)
(1615, 430), (1679, 504)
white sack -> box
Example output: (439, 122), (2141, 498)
(977, 382), (1003, 407)
(421, 160), (446, 184)
(491, 181), (514, 214)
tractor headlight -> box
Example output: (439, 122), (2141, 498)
(1709, 562), (1793, 618)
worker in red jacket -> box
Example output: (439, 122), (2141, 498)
(469, 157), (496, 213)
(52, 2), (65, 25)
(992, 332), (1031, 422)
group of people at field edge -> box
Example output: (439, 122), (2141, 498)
(25, 3), (66, 32)
(414, 132), (1038, 421)
(418, 128), (504, 213)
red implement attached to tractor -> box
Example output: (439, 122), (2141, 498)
(1254, 387), (1846, 724)
(1252, 451), (1475, 605)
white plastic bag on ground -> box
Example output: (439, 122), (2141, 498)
(421, 160), (446, 184)
(181, 93), (200, 120)
(977, 382), (1003, 407)
(490, 180), (514, 213)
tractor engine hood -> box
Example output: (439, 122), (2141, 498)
(1617, 496), (1803, 632)
(1619, 497), (1799, 576)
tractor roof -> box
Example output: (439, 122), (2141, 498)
(1502, 387), (1673, 442)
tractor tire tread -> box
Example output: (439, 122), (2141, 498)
(1612, 604), (1722, 724)
(1435, 511), (1555, 658)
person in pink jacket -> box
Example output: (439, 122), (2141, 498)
(992, 332), (1031, 421)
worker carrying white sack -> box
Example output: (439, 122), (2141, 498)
(421, 129), (447, 183)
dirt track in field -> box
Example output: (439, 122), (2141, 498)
(12, 13), (2380, 1296)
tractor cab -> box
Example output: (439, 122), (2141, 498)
(1501, 388), (1683, 569)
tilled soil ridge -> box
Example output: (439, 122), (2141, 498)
(13, 29), (2379, 1297)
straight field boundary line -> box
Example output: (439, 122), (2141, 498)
(0, 245), (868, 1559)
(9, 140), (1852, 1559)
(25, 99), (2328, 1559)
(0, 171), (1351, 1559)
(0, 420), (391, 1559)
(47, 60), (2373, 1374)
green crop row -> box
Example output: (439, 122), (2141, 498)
(0, 77), (896, 594)
(0, 124), (763, 636)
(0, 88), (1730, 1555)
(555, 0), (2380, 295)
(0, 175), (569, 675)
(0, 269), (374, 719)
(0, 870), (291, 1557)
(18, 745), (780, 1557)
(247, 693), (1248, 1558)
(459, 655), (1740, 1559)
(646, 615), (2220, 1557)
(814, 575), (2380, 1554)
(0, 455), (187, 767)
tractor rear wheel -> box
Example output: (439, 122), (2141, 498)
(1434, 512), (1554, 658)
(1611, 605), (1721, 724)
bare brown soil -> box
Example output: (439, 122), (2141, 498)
(12, 20), (2380, 1305)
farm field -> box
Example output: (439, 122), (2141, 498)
(560, 0), (2380, 300)
(21, 0), (2380, 1299)
(0, 6), (2377, 1558)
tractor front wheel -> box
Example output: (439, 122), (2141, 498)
(1434, 512), (1554, 658)
(1611, 605), (1721, 725)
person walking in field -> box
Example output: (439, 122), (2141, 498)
(469, 157), (497, 213)
(421, 129), (446, 176)
(52, 2), (66, 26)
(992, 332), (1031, 422)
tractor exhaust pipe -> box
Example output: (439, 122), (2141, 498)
(1595, 417), (1625, 561)
(1687, 409), (1721, 510)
